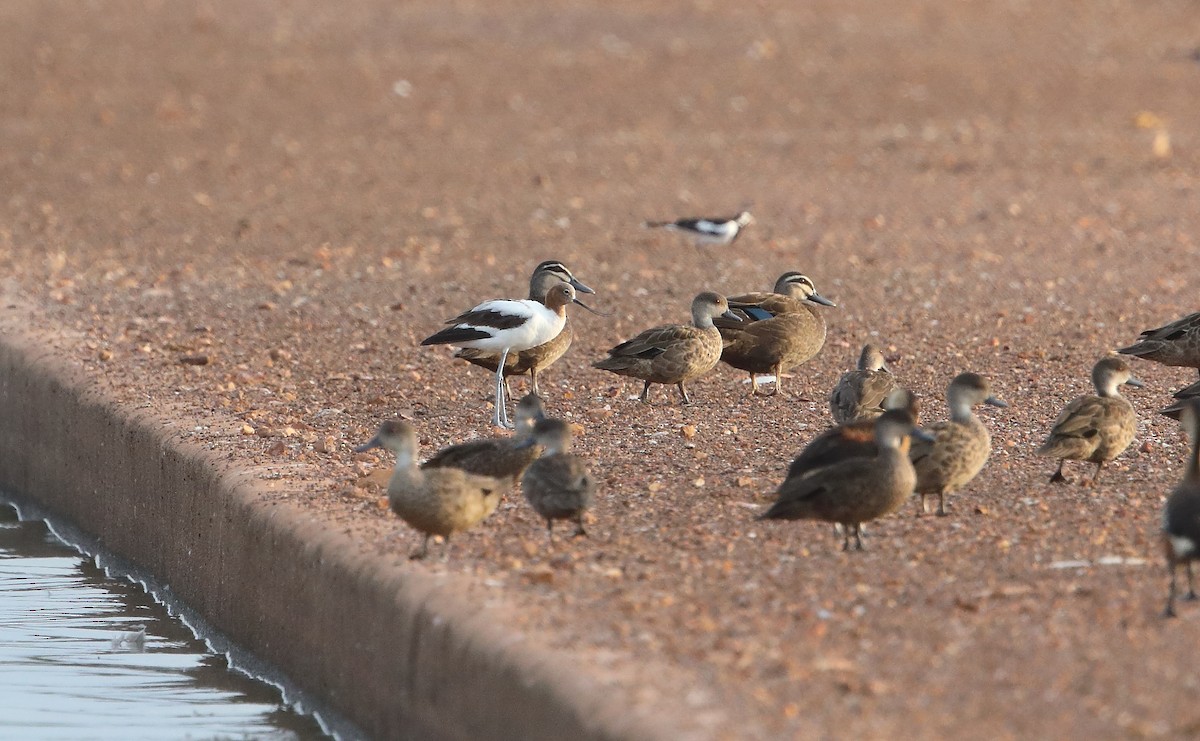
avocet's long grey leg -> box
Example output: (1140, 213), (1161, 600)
(494, 348), (512, 428)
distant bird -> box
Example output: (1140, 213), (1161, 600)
(422, 393), (546, 483)
(592, 291), (737, 404)
(1036, 357), (1142, 485)
(422, 282), (599, 428)
(715, 272), (837, 396)
(643, 210), (754, 247)
(356, 420), (506, 559)
(759, 410), (928, 551)
(454, 261), (596, 397)
(1163, 398), (1200, 617)
(910, 373), (1007, 516)
(785, 387), (920, 482)
(518, 418), (595, 539)
(829, 344), (899, 423)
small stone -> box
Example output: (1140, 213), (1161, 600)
(266, 440), (287, 456)
(179, 354), (209, 366)
(680, 424), (697, 439)
(241, 424), (255, 435)
(98, 348), (113, 361)
(314, 436), (337, 454)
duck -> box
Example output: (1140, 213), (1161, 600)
(518, 418), (595, 539)
(592, 291), (737, 404)
(453, 261), (596, 397)
(1162, 398), (1200, 617)
(422, 281), (599, 428)
(421, 393), (546, 483)
(910, 372), (1007, 516)
(758, 410), (927, 551)
(643, 210), (754, 247)
(1118, 311), (1200, 371)
(714, 272), (836, 396)
(355, 420), (507, 559)
(1161, 381), (1200, 420)
(1036, 357), (1142, 485)
(784, 388), (920, 481)
(829, 344), (899, 423)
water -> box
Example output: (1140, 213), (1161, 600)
(0, 495), (350, 740)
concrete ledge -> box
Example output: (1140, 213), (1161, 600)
(0, 301), (666, 741)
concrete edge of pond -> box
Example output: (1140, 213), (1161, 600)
(0, 298), (675, 741)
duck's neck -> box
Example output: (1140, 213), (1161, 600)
(947, 395), (975, 424)
(1095, 378), (1120, 398)
(693, 311), (715, 329)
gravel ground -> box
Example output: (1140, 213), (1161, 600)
(4, 0), (1200, 737)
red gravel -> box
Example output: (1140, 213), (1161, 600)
(4, 0), (1200, 737)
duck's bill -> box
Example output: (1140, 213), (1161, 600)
(912, 426), (938, 443)
(573, 297), (612, 317)
(985, 396), (1009, 408)
(354, 437), (383, 453)
(1126, 376), (1146, 389)
(720, 308), (743, 322)
(809, 293), (837, 308)
(570, 277), (597, 295)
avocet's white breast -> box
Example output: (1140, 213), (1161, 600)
(452, 298), (565, 352)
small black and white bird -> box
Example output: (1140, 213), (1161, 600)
(643, 210), (754, 247)
(422, 283), (599, 428)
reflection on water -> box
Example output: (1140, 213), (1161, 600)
(0, 501), (338, 740)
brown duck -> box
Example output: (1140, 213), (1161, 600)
(1162, 398), (1200, 617)
(910, 372), (1006, 516)
(759, 410), (927, 551)
(592, 291), (737, 404)
(355, 420), (506, 559)
(1119, 311), (1200, 370)
(422, 393), (546, 483)
(785, 388), (919, 481)
(1036, 357), (1142, 485)
(829, 344), (899, 423)
(1119, 312), (1200, 418)
(518, 418), (595, 539)
(454, 260), (596, 396)
(715, 272), (836, 395)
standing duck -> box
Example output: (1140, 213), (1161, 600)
(910, 372), (1007, 516)
(422, 393), (546, 483)
(785, 388), (920, 481)
(1163, 398), (1200, 617)
(715, 272), (837, 396)
(422, 282), (599, 428)
(759, 410), (927, 551)
(355, 420), (507, 559)
(1036, 357), (1142, 485)
(592, 291), (737, 404)
(454, 261), (596, 397)
(829, 344), (899, 423)
(643, 210), (754, 247)
(519, 418), (595, 539)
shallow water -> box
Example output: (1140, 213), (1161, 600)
(0, 498), (341, 740)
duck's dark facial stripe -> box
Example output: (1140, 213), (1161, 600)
(534, 260), (570, 277)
